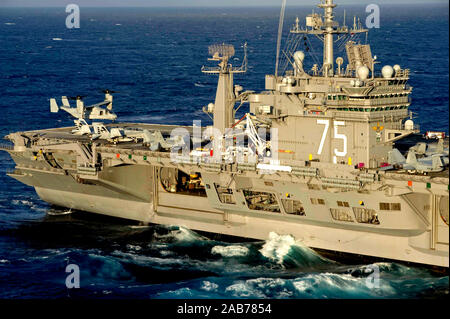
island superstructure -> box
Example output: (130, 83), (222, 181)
(1, 0), (448, 268)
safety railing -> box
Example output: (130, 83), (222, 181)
(0, 143), (13, 151)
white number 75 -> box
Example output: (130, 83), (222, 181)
(317, 120), (347, 162)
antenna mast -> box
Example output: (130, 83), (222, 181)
(318, 0), (337, 76)
(275, 0), (287, 78)
(202, 44), (247, 135)
(291, 0), (368, 77)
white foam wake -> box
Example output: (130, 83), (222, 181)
(211, 245), (249, 257)
(154, 226), (207, 243)
(259, 232), (297, 264)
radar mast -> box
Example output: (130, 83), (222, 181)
(291, 0), (368, 76)
(202, 43), (247, 134)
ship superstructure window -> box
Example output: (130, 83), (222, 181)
(327, 95), (347, 101)
(353, 208), (380, 225)
(337, 201), (350, 207)
(337, 105), (409, 112)
(281, 199), (305, 216)
(310, 198), (325, 205)
(243, 190), (280, 213)
(215, 184), (236, 204)
(379, 203), (401, 211)
(160, 168), (206, 197)
(330, 208), (354, 222)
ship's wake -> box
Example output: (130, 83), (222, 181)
(0, 211), (448, 298)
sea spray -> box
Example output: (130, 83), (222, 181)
(259, 232), (296, 264)
(259, 232), (332, 268)
(211, 245), (249, 257)
(153, 226), (208, 243)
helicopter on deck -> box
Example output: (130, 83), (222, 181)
(50, 89), (118, 121)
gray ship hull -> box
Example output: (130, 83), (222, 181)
(5, 145), (447, 268)
(34, 183), (449, 268)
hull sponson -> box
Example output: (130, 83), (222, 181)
(35, 187), (152, 222)
(32, 183), (448, 268)
(4, 143), (448, 268)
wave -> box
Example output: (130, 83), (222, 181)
(47, 209), (72, 216)
(12, 200), (34, 207)
(194, 269), (449, 299)
(11, 198), (47, 213)
(200, 280), (219, 292)
(86, 252), (133, 280)
(126, 244), (142, 251)
(259, 232), (332, 268)
(152, 225), (208, 243)
(211, 245), (249, 257)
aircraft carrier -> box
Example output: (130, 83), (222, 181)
(1, 0), (448, 269)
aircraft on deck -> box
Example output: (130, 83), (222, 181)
(50, 90), (118, 121)
(381, 148), (446, 174)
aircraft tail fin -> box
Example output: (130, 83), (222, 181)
(414, 143), (427, 155)
(436, 139), (444, 153)
(142, 129), (152, 144)
(61, 96), (70, 107)
(388, 148), (406, 164)
(50, 98), (59, 113)
(432, 155), (443, 170)
(406, 150), (418, 165)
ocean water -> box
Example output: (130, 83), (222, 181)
(0, 4), (448, 299)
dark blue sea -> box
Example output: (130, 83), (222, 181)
(0, 4), (448, 299)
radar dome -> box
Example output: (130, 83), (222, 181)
(382, 65), (394, 79)
(357, 65), (370, 81)
(404, 120), (414, 130)
(393, 64), (401, 72)
(293, 51), (305, 75)
(293, 51), (305, 63)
